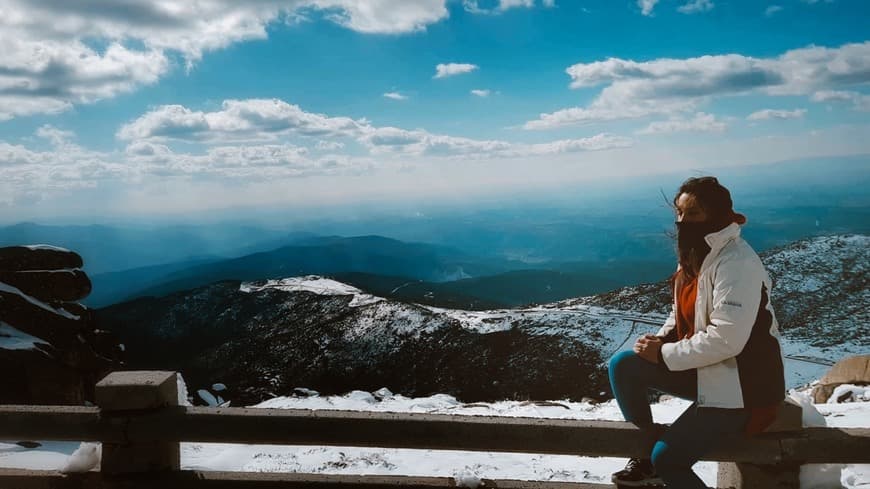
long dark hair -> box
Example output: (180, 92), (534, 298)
(672, 176), (737, 231)
(668, 176), (738, 283)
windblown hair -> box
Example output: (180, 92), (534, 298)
(670, 176), (738, 282)
(672, 176), (737, 231)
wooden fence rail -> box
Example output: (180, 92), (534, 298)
(1, 371), (868, 489)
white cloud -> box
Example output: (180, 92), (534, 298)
(524, 99), (694, 129)
(383, 91), (409, 100)
(462, 0), (552, 14)
(0, 139), (127, 194)
(638, 0), (660, 16)
(310, 0), (448, 34)
(516, 133), (633, 155)
(35, 125), (76, 147)
(812, 90), (870, 111)
(361, 126), (631, 158)
(637, 112), (727, 134)
(117, 98), (632, 166)
(434, 63), (479, 78)
(525, 42), (870, 129)
(746, 108), (807, 120)
(470, 89), (491, 97)
(316, 140), (346, 150)
(0, 0), (451, 119)
(678, 0), (714, 14)
(117, 99), (369, 142)
(765, 5), (783, 16)
(0, 38), (169, 120)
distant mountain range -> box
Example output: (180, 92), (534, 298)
(84, 234), (676, 308)
(95, 234), (868, 406)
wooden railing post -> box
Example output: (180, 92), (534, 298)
(95, 371), (181, 475)
(717, 398), (803, 488)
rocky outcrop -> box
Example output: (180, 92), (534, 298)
(0, 245), (124, 405)
(813, 355), (870, 403)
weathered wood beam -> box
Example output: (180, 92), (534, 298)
(0, 405), (116, 442)
(0, 469), (614, 489)
(1, 405), (868, 464)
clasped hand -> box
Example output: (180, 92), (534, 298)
(633, 333), (662, 364)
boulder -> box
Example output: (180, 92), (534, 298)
(0, 245), (124, 405)
(812, 355), (870, 403)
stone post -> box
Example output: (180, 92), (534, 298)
(717, 398), (803, 489)
(95, 371), (181, 474)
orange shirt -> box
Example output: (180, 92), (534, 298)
(676, 275), (697, 340)
(675, 272), (779, 436)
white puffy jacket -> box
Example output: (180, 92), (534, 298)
(657, 222), (786, 409)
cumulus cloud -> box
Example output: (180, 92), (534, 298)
(637, 112), (727, 134)
(677, 0), (714, 14)
(0, 0), (452, 119)
(0, 139), (127, 195)
(383, 91), (409, 100)
(765, 5), (783, 16)
(525, 41), (870, 129)
(35, 125), (76, 147)
(434, 63), (479, 78)
(315, 140), (346, 150)
(0, 135), (372, 199)
(470, 89), (491, 97)
(812, 90), (870, 111)
(360, 126), (631, 158)
(119, 97), (633, 160)
(462, 0), (553, 14)
(2, 102), (633, 200)
(746, 108), (807, 120)
(117, 99), (369, 142)
(0, 38), (169, 120)
(638, 0), (660, 16)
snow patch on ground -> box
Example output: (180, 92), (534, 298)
(240, 276), (383, 307)
(0, 321), (45, 350)
(0, 281), (79, 320)
(2, 388), (868, 487)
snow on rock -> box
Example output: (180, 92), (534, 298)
(293, 387), (319, 397)
(198, 389), (219, 407)
(176, 373), (193, 406)
(61, 442), (100, 473)
(22, 244), (70, 252)
(0, 281), (80, 320)
(828, 384), (870, 404)
(373, 387), (394, 400)
(346, 390), (377, 404)
(0, 321), (45, 350)
(788, 389), (827, 427)
(453, 468), (483, 488)
(240, 276), (383, 307)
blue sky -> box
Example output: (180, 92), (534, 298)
(0, 0), (868, 221)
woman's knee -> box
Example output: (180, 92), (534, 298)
(608, 350), (639, 378)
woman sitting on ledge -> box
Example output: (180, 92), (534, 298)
(609, 176), (785, 489)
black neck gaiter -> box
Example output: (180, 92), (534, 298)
(675, 220), (717, 276)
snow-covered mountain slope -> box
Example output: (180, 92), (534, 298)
(96, 234), (868, 405)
